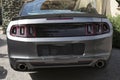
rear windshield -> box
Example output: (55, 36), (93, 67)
(20, 0), (105, 16)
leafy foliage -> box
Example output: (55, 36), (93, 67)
(109, 15), (120, 48)
(2, 0), (24, 33)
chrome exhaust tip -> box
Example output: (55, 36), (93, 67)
(95, 60), (106, 68)
(17, 64), (27, 71)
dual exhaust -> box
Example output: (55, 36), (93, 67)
(17, 63), (28, 71)
(95, 60), (106, 68)
(16, 60), (106, 71)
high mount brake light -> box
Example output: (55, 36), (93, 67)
(10, 25), (36, 37)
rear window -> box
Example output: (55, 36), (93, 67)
(20, 0), (105, 16)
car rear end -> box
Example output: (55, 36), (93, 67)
(7, 0), (113, 71)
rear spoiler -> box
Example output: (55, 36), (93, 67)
(12, 13), (106, 21)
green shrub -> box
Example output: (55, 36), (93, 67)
(109, 15), (120, 48)
(2, 0), (24, 33)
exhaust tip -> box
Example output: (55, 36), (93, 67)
(17, 63), (27, 71)
(95, 60), (106, 68)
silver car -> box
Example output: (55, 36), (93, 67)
(7, 0), (113, 71)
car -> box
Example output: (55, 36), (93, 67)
(7, 0), (113, 71)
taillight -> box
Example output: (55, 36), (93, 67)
(27, 25), (36, 37)
(86, 24), (94, 35)
(102, 23), (110, 33)
(86, 23), (110, 35)
(10, 23), (110, 38)
(10, 25), (36, 37)
(20, 26), (25, 35)
(10, 25), (17, 36)
(94, 24), (102, 34)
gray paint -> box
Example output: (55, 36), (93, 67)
(7, 16), (113, 71)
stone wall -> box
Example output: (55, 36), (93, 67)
(2, 0), (24, 33)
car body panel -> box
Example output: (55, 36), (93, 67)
(7, 0), (113, 71)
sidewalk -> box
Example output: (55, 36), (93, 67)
(0, 26), (3, 34)
(0, 34), (31, 80)
(0, 34), (6, 40)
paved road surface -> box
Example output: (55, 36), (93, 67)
(0, 34), (120, 80)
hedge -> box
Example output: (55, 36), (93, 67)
(109, 15), (120, 48)
(2, 0), (24, 33)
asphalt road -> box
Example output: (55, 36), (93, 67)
(0, 34), (120, 80)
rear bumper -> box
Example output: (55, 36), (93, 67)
(10, 53), (110, 70)
(7, 35), (112, 70)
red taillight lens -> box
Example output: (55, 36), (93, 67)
(102, 23), (110, 33)
(94, 24), (102, 34)
(86, 23), (110, 35)
(27, 25), (36, 37)
(86, 24), (94, 35)
(10, 25), (36, 37)
(10, 25), (18, 36)
(10, 23), (110, 37)
(20, 26), (25, 35)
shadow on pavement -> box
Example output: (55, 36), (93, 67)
(29, 51), (120, 80)
(0, 66), (7, 79)
(29, 67), (109, 80)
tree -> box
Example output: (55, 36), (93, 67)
(2, 0), (24, 33)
